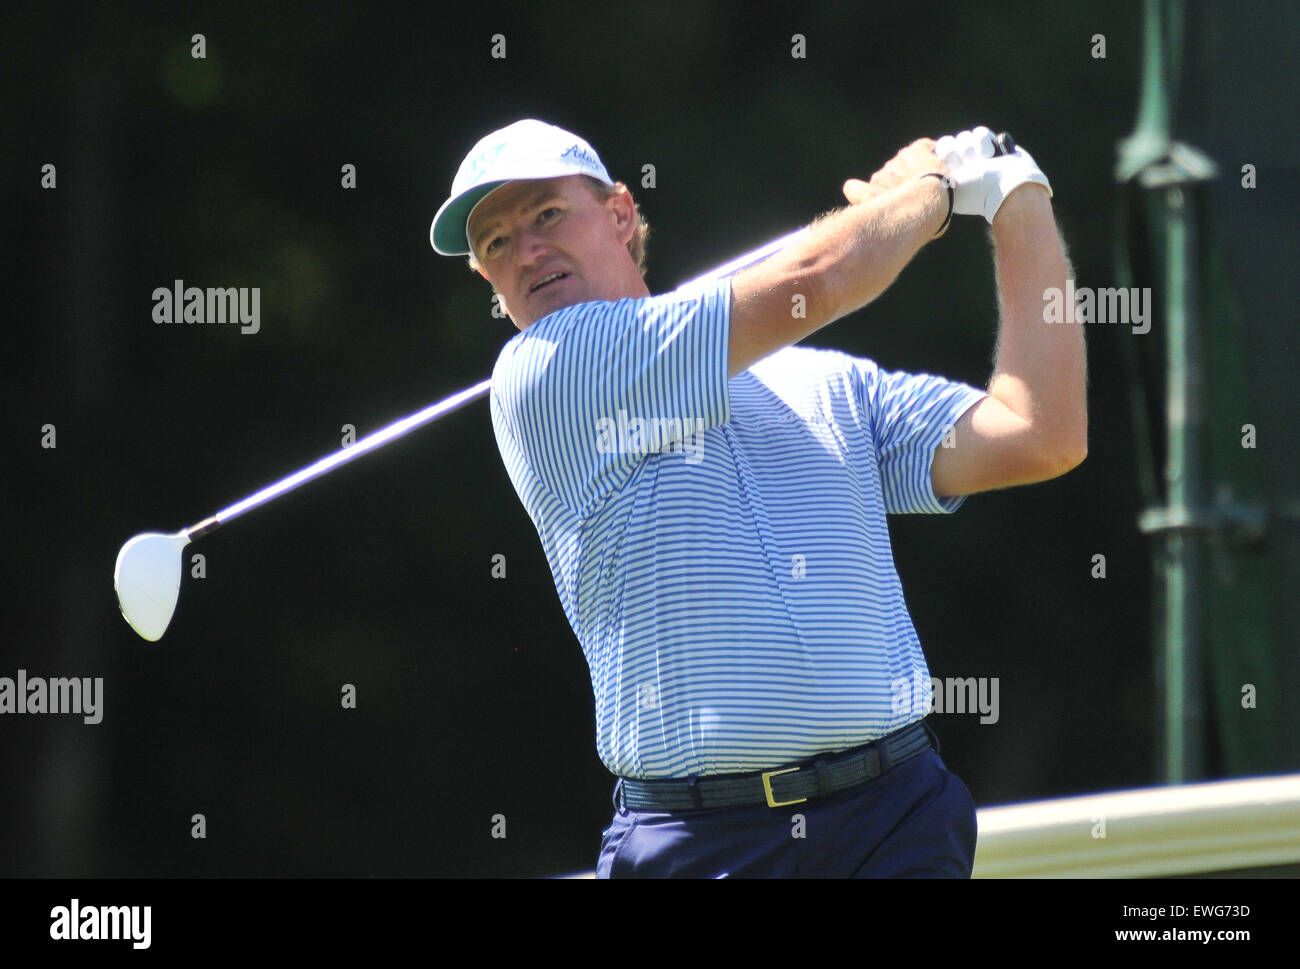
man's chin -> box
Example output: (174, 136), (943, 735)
(524, 283), (585, 320)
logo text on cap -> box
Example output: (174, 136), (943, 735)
(466, 143), (507, 183)
(560, 144), (599, 169)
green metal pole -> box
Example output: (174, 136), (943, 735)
(1161, 182), (1207, 781)
(1119, 0), (1218, 783)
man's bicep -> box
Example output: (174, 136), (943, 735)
(931, 395), (1079, 497)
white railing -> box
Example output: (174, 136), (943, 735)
(972, 772), (1300, 878)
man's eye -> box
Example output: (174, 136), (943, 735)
(485, 236), (505, 254)
(538, 207), (560, 222)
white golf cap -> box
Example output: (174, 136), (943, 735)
(430, 119), (614, 256)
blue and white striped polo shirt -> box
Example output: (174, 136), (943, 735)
(489, 277), (988, 779)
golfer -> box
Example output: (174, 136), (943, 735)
(430, 119), (1085, 877)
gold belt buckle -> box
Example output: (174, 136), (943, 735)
(760, 766), (807, 808)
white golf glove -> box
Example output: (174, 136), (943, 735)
(932, 125), (1053, 225)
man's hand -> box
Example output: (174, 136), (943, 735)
(842, 138), (947, 206)
(933, 126), (1053, 225)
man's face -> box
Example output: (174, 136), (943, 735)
(467, 175), (638, 330)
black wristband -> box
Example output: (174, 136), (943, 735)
(919, 171), (954, 236)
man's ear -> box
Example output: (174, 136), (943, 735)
(606, 184), (637, 246)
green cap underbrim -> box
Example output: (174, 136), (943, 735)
(430, 181), (508, 256)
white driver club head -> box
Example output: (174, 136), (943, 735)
(114, 531), (191, 641)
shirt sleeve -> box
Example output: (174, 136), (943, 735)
(853, 359), (989, 514)
(489, 277), (732, 519)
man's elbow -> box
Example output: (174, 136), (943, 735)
(1045, 434), (1088, 478)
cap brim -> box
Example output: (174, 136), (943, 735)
(431, 163), (616, 256)
(430, 182), (506, 256)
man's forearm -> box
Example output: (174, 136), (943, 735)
(987, 185), (1088, 461)
(729, 177), (946, 374)
(807, 176), (948, 322)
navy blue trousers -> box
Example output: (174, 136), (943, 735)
(596, 731), (978, 878)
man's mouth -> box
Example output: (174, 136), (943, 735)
(528, 272), (569, 294)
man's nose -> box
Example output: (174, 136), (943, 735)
(513, 225), (551, 266)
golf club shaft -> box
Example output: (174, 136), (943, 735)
(184, 377), (493, 539)
(179, 132), (1021, 541)
(181, 228), (811, 540)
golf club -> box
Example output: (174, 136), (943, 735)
(114, 132), (1015, 642)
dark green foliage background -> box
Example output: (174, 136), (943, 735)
(3, 1), (1296, 876)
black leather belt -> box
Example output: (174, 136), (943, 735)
(616, 720), (936, 812)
